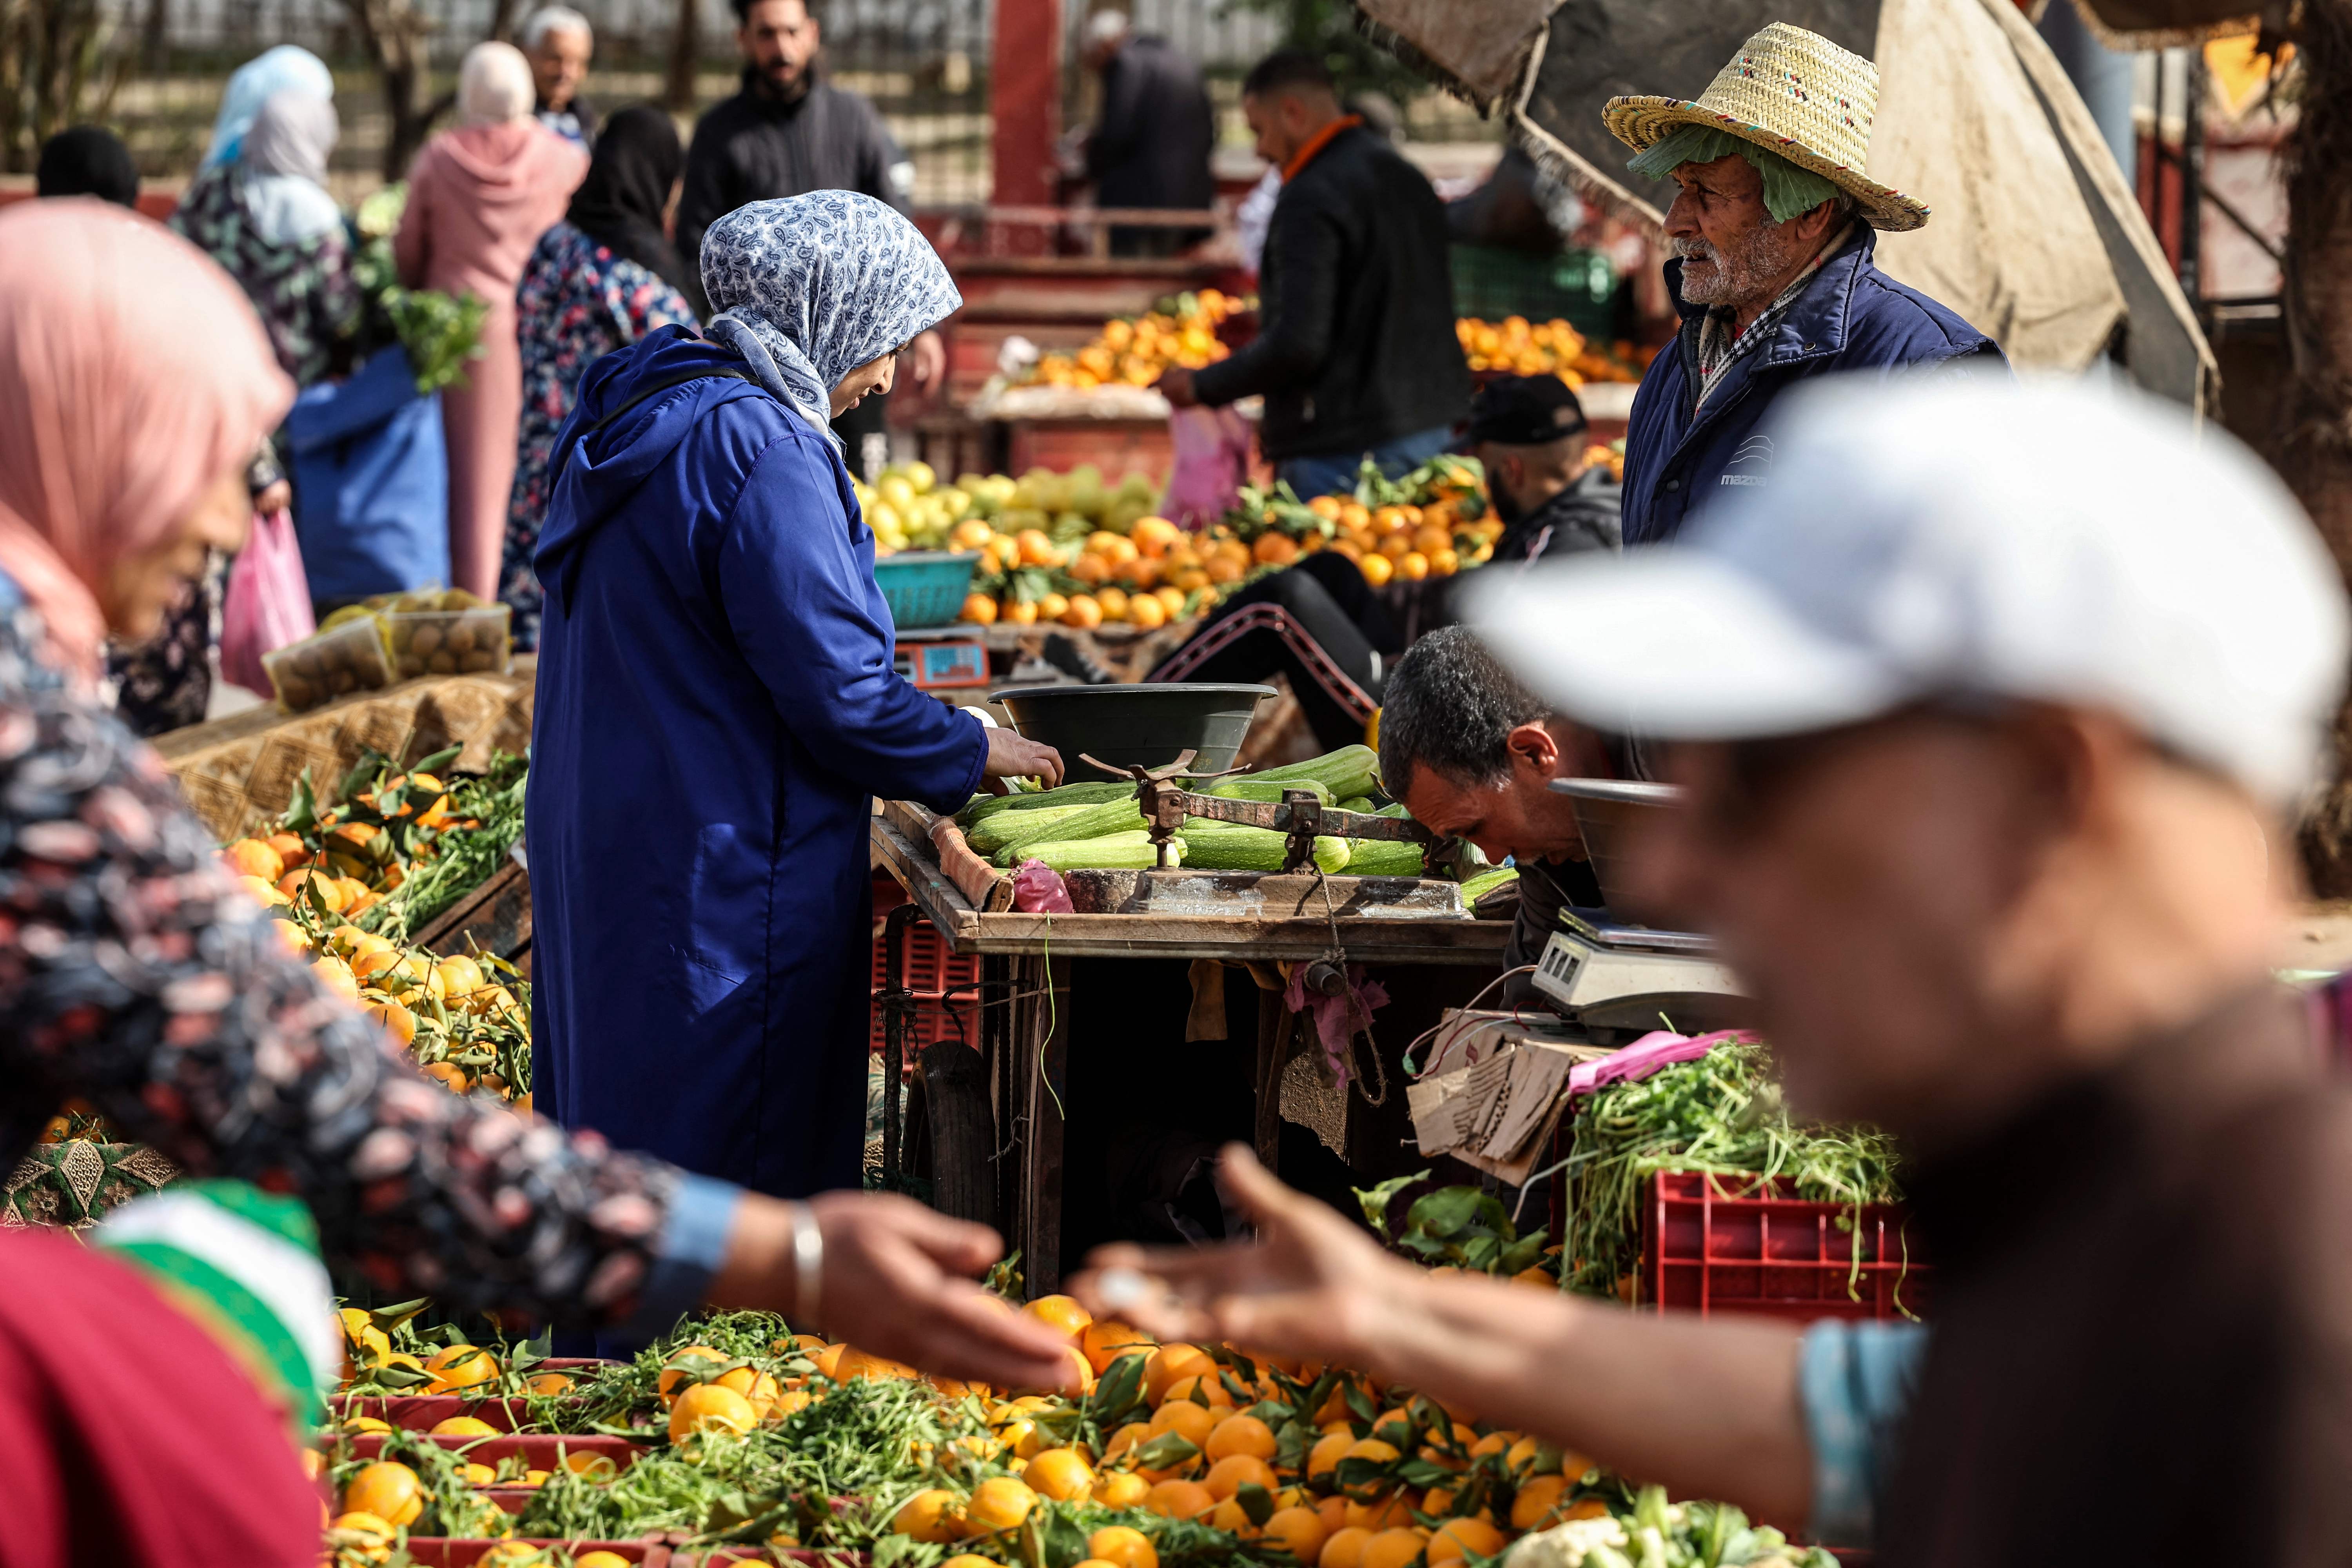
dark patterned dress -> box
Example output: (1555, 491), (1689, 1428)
(167, 163), (361, 389)
(0, 587), (680, 1329)
(503, 223), (697, 650)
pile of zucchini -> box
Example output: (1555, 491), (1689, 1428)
(953, 745), (1427, 876)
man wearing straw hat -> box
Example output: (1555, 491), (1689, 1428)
(1611, 22), (2002, 547)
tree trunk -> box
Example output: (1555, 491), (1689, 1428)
(341, 0), (449, 181)
(665, 0), (701, 112)
(2281, 2), (2352, 895)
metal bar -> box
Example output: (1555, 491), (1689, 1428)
(2151, 140), (2282, 266)
(880, 903), (922, 1191)
(2181, 48), (2205, 298)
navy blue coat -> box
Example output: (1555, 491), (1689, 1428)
(527, 325), (985, 1198)
(1622, 231), (2003, 546)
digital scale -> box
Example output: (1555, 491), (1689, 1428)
(1531, 909), (1749, 1040)
(893, 627), (990, 691)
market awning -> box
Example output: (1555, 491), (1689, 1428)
(1357, 0), (2218, 412)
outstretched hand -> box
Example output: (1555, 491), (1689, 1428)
(711, 1191), (1079, 1393)
(1071, 1144), (1411, 1369)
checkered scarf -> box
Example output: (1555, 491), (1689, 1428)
(1690, 224), (1855, 410)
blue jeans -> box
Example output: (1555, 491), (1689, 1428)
(1275, 425), (1457, 499)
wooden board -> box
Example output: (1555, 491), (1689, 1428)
(1063, 867), (1463, 918)
(869, 817), (1508, 965)
(410, 859), (532, 971)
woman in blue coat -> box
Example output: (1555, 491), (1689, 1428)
(527, 192), (1061, 1200)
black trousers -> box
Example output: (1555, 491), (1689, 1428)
(1147, 553), (1400, 754)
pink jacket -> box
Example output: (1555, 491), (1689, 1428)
(394, 121), (587, 304)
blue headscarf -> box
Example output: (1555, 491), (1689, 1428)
(699, 191), (962, 445)
(203, 46), (333, 170)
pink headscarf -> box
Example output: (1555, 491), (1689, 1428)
(0, 200), (292, 678)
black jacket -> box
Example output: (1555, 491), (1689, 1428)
(1192, 124), (1470, 461)
(1492, 466), (1621, 562)
(1085, 36), (1214, 211)
(677, 66), (911, 309)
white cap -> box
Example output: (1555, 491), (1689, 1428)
(1468, 376), (2351, 805)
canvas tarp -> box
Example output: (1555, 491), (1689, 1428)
(1354, 0), (2216, 408)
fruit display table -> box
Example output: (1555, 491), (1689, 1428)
(867, 801), (1508, 1294)
(154, 663), (535, 842)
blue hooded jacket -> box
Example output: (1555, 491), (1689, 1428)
(1622, 230), (2004, 547)
(526, 324), (985, 1197)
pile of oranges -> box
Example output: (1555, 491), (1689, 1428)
(890, 1291), (1608, 1568)
(1454, 317), (1650, 385)
(959, 516), (1217, 632)
(1292, 494), (1501, 588)
(1029, 292), (1242, 392)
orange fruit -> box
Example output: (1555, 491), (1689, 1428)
(1149, 1397), (1220, 1449)
(576, 1555), (633, 1568)
(561, 1451), (619, 1481)
(1254, 533), (1300, 566)
(1510, 1475), (1570, 1532)
(1467, 1434), (1510, 1461)
(809, 1342), (848, 1379)
(965, 1475), (1040, 1533)
(1265, 1505), (1330, 1564)
(423, 1344), (497, 1393)
(1124, 593), (1167, 630)
(1061, 594), (1105, 630)
(429, 1415), (499, 1437)
(1397, 552), (1430, 581)
(1561, 1498), (1610, 1523)
(1080, 1319), (1154, 1374)
(1161, 1373), (1234, 1411)
(1422, 1485), (1459, 1517)
(312, 955), (361, 1002)
(341, 1461), (424, 1526)
(1307, 1430), (1355, 1480)
(669, 1382), (758, 1442)
(961, 593), (1000, 625)
(893, 1488), (965, 1542)
(367, 1000), (417, 1045)
(944, 1558), (1002, 1568)
(523, 1371), (572, 1396)
(1027, 1447), (1096, 1501)
(1205, 1497), (1264, 1538)
(419, 1061), (472, 1094)
(1204, 1452), (1278, 1501)
(1089, 1524), (1158, 1568)
(1427, 1519), (1504, 1563)
(1004, 599), (1039, 624)
(1343, 1438), (1400, 1467)
(1094, 1471), (1152, 1509)
(1025, 1293), (1092, 1341)
(1154, 585), (1189, 619)
(461, 1460), (497, 1485)
(838, 1348), (920, 1381)
(716, 1364), (781, 1416)
(341, 1416), (394, 1435)
(1320, 1526), (1373, 1568)
(1317, 1495), (1351, 1534)
(1345, 1495), (1415, 1532)
(769, 1388), (813, 1420)
(1559, 1450), (1595, 1480)
(1504, 1436), (1555, 1475)
(1144, 1478), (1217, 1519)
(1361, 1528), (1428, 1568)
(1038, 592), (1071, 622)
(222, 838), (283, 882)
(1145, 1343), (1216, 1405)
(1206, 1413), (1277, 1464)
(1105, 1420), (1153, 1458)
(477, 1548), (542, 1568)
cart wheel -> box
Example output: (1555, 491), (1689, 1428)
(919, 1039), (997, 1229)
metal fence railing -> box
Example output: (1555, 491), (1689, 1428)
(16, 0), (1494, 195)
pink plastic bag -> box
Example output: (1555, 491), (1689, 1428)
(1161, 405), (1254, 531)
(1010, 859), (1075, 914)
(218, 508), (316, 697)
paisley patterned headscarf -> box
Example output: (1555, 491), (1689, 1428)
(699, 191), (962, 443)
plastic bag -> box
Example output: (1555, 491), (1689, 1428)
(1010, 859), (1075, 914)
(1161, 405), (1255, 532)
(219, 507), (317, 697)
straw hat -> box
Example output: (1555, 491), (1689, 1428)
(1602, 22), (1929, 232)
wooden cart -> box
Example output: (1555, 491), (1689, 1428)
(869, 804), (1508, 1295)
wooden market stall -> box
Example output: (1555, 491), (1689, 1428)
(869, 799), (1508, 1294)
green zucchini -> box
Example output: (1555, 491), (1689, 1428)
(963, 803), (1096, 856)
(989, 800), (1149, 865)
(1459, 866), (1520, 901)
(1339, 838), (1425, 878)
(1017, 831), (1185, 871)
(1238, 745), (1380, 804)
(1204, 776), (1333, 806)
(957, 780), (1135, 828)
(1180, 820), (1350, 875)
(1334, 795), (1376, 814)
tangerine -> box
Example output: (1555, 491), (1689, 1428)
(1089, 1524), (1158, 1568)
(1320, 1526), (1373, 1568)
(1027, 1447), (1096, 1501)
(429, 1416), (499, 1437)
(1206, 1412), (1277, 1464)
(341, 1462), (424, 1526)
(1094, 1471), (1152, 1509)
(669, 1382), (758, 1442)
(893, 1488), (965, 1542)
(1510, 1475), (1570, 1532)
(1265, 1506), (1330, 1564)
(1080, 1319), (1154, 1374)
(1149, 1397), (1219, 1450)
(1360, 1528), (1428, 1568)
(965, 1475), (1040, 1533)
(423, 1344), (496, 1393)
(1144, 1478), (1217, 1519)
(1204, 1452), (1278, 1501)
(1427, 1519), (1504, 1563)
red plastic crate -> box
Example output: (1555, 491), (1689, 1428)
(400, 1543), (850, 1566)
(868, 874), (981, 1055)
(339, 1432), (649, 1472)
(1641, 1171), (1928, 1321)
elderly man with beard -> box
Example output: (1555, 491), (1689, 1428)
(1615, 23), (2002, 546)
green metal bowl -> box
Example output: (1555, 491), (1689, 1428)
(991, 683), (1276, 776)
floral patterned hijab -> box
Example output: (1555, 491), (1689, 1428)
(699, 191), (961, 443)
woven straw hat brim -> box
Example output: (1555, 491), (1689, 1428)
(1604, 95), (1930, 233)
